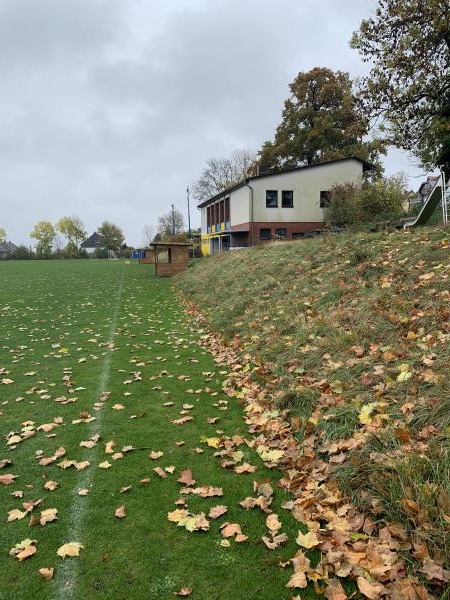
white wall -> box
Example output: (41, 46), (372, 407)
(251, 159), (364, 222)
(230, 186), (250, 226)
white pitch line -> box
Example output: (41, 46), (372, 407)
(51, 263), (126, 600)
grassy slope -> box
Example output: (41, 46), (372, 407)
(0, 260), (315, 600)
(178, 227), (450, 593)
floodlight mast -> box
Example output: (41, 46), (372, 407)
(187, 186), (191, 238)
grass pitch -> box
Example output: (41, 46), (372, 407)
(0, 260), (310, 600)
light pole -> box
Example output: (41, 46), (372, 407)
(171, 204), (176, 236)
(187, 186), (192, 238)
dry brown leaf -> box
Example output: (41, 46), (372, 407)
(44, 480), (58, 491)
(105, 440), (115, 454)
(208, 505), (228, 519)
(38, 567), (54, 580)
(149, 451), (164, 460)
(356, 577), (386, 599)
(115, 505), (126, 519)
(0, 473), (17, 485)
(153, 467), (166, 478)
(178, 469), (196, 486)
(220, 522), (242, 538)
(57, 542), (84, 558)
(39, 508), (58, 526)
(174, 588), (192, 596)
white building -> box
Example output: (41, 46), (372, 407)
(198, 157), (373, 255)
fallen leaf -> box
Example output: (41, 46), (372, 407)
(44, 480), (58, 491)
(296, 530), (320, 549)
(174, 588), (192, 596)
(38, 567), (54, 580)
(208, 505), (228, 519)
(0, 473), (17, 486)
(57, 542), (84, 558)
(115, 505), (126, 519)
(356, 577), (386, 599)
(178, 469), (196, 486)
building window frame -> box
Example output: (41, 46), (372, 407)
(281, 190), (294, 208)
(320, 190), (331, 208)
(260, 228), (271, 241)
(274, 228), (286, 239)
(266, 190), (278, 208)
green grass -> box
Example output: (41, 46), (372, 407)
(178, 226), (450, 587)
(0, 259), (315, 600)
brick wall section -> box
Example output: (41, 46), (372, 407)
(231, 221), (323, 244)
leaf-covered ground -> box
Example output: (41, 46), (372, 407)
(178, 227), (450, 599)
(0, 260), (322, 600)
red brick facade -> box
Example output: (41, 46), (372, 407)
(231, 221), (323, 245)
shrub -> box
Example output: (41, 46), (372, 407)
(324, 173), (408, 229)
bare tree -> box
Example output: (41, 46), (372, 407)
(157, 206), (185, 239)
(193, 149), (256, 203)
(142, 224), (155, 247)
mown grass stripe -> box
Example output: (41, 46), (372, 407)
(51, 263), (127, 600)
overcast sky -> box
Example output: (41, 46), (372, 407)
(1, 0), (427, 247)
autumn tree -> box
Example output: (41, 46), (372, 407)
(30, 221), (56, 257)
(57, 216), (87, 252)
(351, 0), (450, 175)
(157, 206), (185, 239)
(258, 68), (385, 174)
(97, 221), (125, 252)
(0, 227), (5, 243)
(193, 149), (256, 203)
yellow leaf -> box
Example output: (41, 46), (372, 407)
(358, 403), (379, 425)
(296, 530), (320, 549)
(57, 542), (84, 558)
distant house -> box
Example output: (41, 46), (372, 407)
(409, 176), (440, 212)
(198, 157), (374, 255)
(80, 232), (105, 255)
(0, 241), (18, 259)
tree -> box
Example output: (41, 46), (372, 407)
(258, 67), (385, 174)
(97, 221), (125, 252)
(351, 0), (450, 175)
(142, 224), (155, 247)
(0, 227), (5, 243)
(193, 149), (256, 203)
(57, 216), (87, 252)
(12, 245), (33, 260)
(30, 221), (56, 257)
(157, 206), (185, 239)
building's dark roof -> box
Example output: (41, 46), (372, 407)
(151, 242), (192, 247)
(0, 241), (18, 254)
(80, 232), (105, 249)
(197, 157), (375, 208)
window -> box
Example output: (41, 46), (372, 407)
(282, 190), (294, 208)
(157, 248), (171, 263)
(275, 228), (286, 239)
(266, 190), (278, 207)
(320, 191), (331, 208)
(292, 232), (304, 240)
(260, 228), (271, 241)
